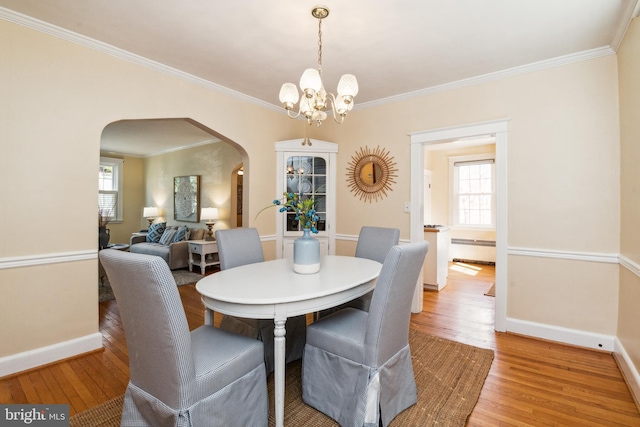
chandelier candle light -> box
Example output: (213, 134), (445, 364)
(279, 5), (359, 126)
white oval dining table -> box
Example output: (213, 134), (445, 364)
(196, 255), (382, 427)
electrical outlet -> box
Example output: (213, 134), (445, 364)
(404, 202), (411, 213)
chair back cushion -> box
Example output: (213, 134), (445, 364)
(215, 228), (264, 270)
(365, 241), (429, 366)
(99, 249), (196, 409)
(355, 226), (400, 264)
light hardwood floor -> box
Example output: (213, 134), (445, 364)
(1, 262), (639, 426)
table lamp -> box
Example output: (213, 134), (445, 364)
(201, 207), (219, 241)
(143, 207), (159, 227)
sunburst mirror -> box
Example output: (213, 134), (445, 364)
(346, 146), (398, 202)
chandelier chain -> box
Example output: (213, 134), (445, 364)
(317, 19), (323, 75)
(278, 5), (358, 126)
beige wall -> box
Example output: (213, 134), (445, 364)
(143, 142), (243, 236)
(0, 19), (298, 359)
(315, 54), (621, 335)
(0, 13), (634, 377)
(617, 17), (640, 373)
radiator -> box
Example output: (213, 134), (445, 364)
(449, 238), (496, 264)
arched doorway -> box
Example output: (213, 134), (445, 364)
(100, 118), (249, 242)
(231, 163), (243, 227)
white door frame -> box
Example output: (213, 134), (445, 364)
(423, 170), (432, 225)
(409, 119), (509, 332)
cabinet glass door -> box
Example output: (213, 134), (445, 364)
(284, 155), (327, 234)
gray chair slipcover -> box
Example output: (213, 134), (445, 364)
(99, 249), (268, 427)
(319, 226), (400, 318)
(215, 228), (307, 374)
(302, 241), (429, 427)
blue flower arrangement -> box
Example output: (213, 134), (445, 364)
(259, 192), (320, 233)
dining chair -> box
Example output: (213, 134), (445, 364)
(318, 226), (400, 319)
(215, 227), (307, 374)
(99, 249), (268, 427)
(302, 241), (429, 427)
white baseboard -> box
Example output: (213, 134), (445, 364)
(0, 333), (103, 378)
(614, 337), (640, 409)
(506, 318), (615, 351)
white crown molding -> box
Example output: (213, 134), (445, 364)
(100, 138), (221, 159)
(0, 250), (96, 270)
(610, 0), (640, 51)
(99, 150), (144, 159)
(144, 138), (222, 158)
(0, 7), (623, 114)
(0, 7), (281, 114)
(357, 46), (615, 110)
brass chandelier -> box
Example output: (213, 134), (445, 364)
(279, 5), (359, 126)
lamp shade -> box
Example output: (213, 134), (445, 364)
(334, 95), (353, 115)
(201, 207), (219, 222)
(337, 74), (359, 98)
(300, 68), (322, 93)
(279, 83), (300, 105)
(300, 96), (314, 116)
(143, 207), (159, 218)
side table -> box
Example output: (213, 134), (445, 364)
(188, 240), (219, 274)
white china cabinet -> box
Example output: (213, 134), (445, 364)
(275, 139), (337, 259)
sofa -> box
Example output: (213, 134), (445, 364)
(129, 223), (206, 270)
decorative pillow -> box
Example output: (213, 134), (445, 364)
(173, 225), (189, 242)
(159, 228), (178, 245)
(146, 222), (166, 243)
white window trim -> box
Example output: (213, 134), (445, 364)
(99, 156), (124, 223)
(449, 153), (496, 230)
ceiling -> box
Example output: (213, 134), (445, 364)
(2, 0), (638, 156)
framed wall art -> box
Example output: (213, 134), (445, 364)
(346, 146), (397, 203)
(174, 175), (200, 222)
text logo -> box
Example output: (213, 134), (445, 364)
(0, 405), (69, 426)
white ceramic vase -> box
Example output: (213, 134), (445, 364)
(293, 228), (320, 274)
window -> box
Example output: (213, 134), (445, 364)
(450, 154), (495, 228)
(99, 157), (123, 222)
(284, 155), (327, 233)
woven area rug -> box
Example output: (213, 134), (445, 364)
(99, 269), (204, 302)
(70, 330), (493, 426)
